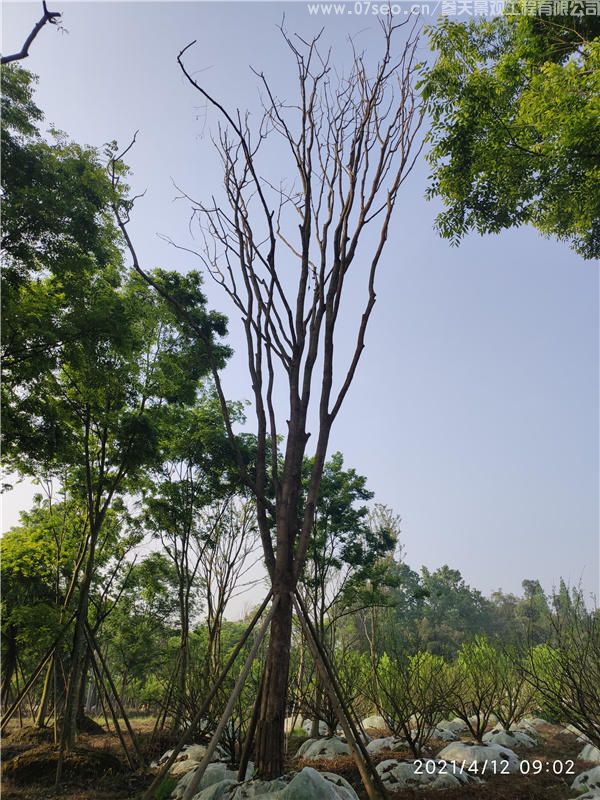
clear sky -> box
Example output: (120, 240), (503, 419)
(3, 1), (599, 610)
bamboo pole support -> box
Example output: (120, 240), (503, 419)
(237, 669), (265, 781)
(293, 592), (388, 800)
(88, 644), (137, 771)
(0, 610), (77, 734)
(85, 624), (144, 766)
(142, 591), (272, 800)
(181, 597), (279, 800)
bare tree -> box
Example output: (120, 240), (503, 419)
(114, 19), (423, 779)
(198, 498), (261, 675)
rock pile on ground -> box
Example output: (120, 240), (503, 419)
(301, 719), (328, 736)
(171, 765), (359, 800)
(436, 742), (520, 774)
(366, 736), (408, 754)
(296, 736), (351, 760)
(152, 743), (228, 776)
(376, 758), (481, 790)
(579, 744), (600, 764)
(572, 765), (600, 798)
(482, 729), (537, 750)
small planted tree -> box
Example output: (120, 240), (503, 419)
(494, 648), (538, 732)
(522, 590), (600, 746)
(450, 637), (503, 743)
(371, 651), (452, 756)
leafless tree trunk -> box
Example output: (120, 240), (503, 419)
(114, 18), (423, 780)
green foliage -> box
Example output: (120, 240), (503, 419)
(494, 647), (539, 730)
(523, 590), (600, 743)
(422, 12), (600, 257)
(154, 777), (178, 800)
(302, 454), (398, 635)
(100, 553), (180, 701)
(451, 636), (504, 742)
(372, 650), (452, 755)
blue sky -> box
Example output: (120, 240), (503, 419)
(3, 1), (599, 605)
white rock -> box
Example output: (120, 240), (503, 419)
(440, 718), (468, 734)
(436, 742), (520, 774)
(515, 721), (540, 739)
(282, 768), (359, 799)
(192, 768), (360, 800)
(171, 762), (239, 799)
(366, 737), (408, 754)
(564, 724), (590, 740)
(376, 758), (479, 789)
(312, 771), (360, 800)
(296, 736), (351, 761)
(302, 719), (328, 736)
(521, 717), (551, 728)
(579, 745), (600, 764)
(361, 715), (387, 731)
(431, 726), (458, 742)
(229, 777), (287, 799)
(572, 765), (600, 795)
(296, 738), (316, 758)
(483, 730), (537, 750)
(153, 743), (227, 771)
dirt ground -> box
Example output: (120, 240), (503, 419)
(0, 718), (591, 800)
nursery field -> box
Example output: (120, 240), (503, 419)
(0, 714), (597, 800)
(2, 4), (598, 800)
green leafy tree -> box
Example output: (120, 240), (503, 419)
(522, 589), (600, 744)
(300, 455), (397, 734)
(451, 636), (504, 743)
(422, 12), (600, 258)
(0, 494), (135, 723)
(370, 650), (452, 756)
(101, 553), (180, 711)
(141, 395), (246, 729)
(494, 647), (539, 731)
(2, 65), (230, 751)
(417, 566), (494, 657)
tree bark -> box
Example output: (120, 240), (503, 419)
(174, 586), (189, 730)
(254, 590), (293, 779)
(1, 625), (18, 709)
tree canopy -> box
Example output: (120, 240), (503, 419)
(422, 11), (600, 258)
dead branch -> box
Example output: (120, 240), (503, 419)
(1, 2), (61, 65)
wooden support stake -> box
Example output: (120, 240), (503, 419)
(294, 591), (374, 760)
(87, 644), (137, 771)
(85, 624), (144, 767)
(142, 591), (272, 800)
(150, 650), (181, 743)
(237, 668), (265, 781)
(0, 610), (77, 734)
(181, 597), (279, 800)
(293, 592), (388, 800)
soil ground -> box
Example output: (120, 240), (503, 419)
(0, 718), (591, 800)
